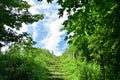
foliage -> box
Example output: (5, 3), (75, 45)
(0, 46), (54, 80)
(60, 46), (100, 80)
(57, 0), (120, 80)
(0, 0), (44, 48)
(38, 0), (53, 3)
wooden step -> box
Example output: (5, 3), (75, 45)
(48, 75), (64, 79)
(47, 72), (65, 76)
(47, 69), (63, 72)
(47, 57), (65, 80)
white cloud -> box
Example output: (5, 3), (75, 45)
(40, 9), (67, 56)
(20, 23), (28, 33)
(1, 46), (9, 52)
(24, 0), (68, 56)
(32, 31), (38, 41)
(27, 0), (51, 15)
(32, 22), (39, 41)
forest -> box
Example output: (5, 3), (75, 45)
(0, 0), (120, 80)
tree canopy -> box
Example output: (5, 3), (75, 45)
(55, 0), (120, 80)
(0, 0), (44, 48)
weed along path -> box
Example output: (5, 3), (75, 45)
(47, 56), (65, 80)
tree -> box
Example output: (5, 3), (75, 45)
(56, 0), (120, 80)
(0, 0), (44, 48)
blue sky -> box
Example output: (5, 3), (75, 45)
(22, 0), (68, 56)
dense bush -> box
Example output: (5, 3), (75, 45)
(60, 47), (100, 80)
(0, 46), (53, 80)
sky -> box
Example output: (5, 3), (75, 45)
(21, 0), (68, 56)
